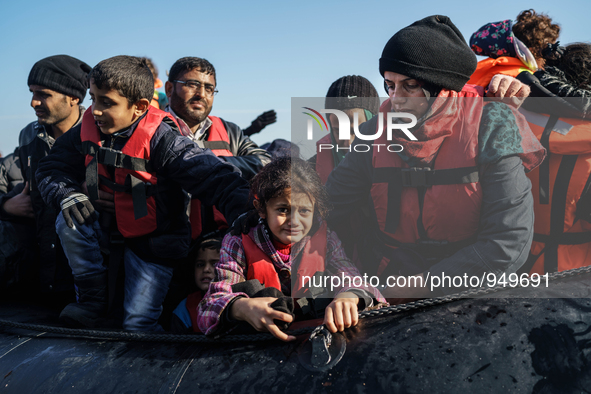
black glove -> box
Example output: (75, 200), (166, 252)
(60, 192), (97, 228)
(230, 210), (261, 236)
(243, 110), (277, 136)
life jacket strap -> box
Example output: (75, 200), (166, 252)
(545, 154), (579, 272)
(539, 115), (559, 205)
(81, 141), (152, 173)
(533, 231), (591, 245)
(372, 166), (479, 234)
(202, 140), (231, 151)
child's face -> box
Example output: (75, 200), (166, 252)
(258, 191), (315, 245)
(89, 79), (147, 135)
(194, 247), (218, 293)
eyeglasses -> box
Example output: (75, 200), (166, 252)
(173, 80), (218, 97)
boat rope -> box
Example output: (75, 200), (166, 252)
(1, 265), (590, 343)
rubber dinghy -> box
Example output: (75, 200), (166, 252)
(1, 267), (590, 393)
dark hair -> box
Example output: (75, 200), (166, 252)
(89, 55), (154, 105)
(168, 57), (216, 85)
(198, 237), (222, 254)
(140, 57), (158, 79)
(513, 9), (560, 62)
(250, 157), (330, 220)
(187, 236), (222, 271)
(549, 43), (591, 90)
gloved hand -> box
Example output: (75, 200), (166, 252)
(243, 110), (277, 136)
(60, 192), (97, 228)
(230, 210), (261, 236)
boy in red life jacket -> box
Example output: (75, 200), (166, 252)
(309, 75), (380, 185)
(197, 157), (386, 341)
(170, 237), (221, 334)
(36, 56), (249, 331)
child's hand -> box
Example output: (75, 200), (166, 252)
(324, 292), (359, 333)
(230, 297), (296, 342)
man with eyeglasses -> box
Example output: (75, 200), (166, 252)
(163, 57), (270, 246)
(165, 57), (270, 180)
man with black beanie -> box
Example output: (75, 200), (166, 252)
(0, 55), (91, 302)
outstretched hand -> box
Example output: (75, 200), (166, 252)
(230, 297), (296, 341)
(323, 292), (359, 333)
(243, 110), (277, 136)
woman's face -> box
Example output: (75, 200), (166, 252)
(383, 71), (430, 119)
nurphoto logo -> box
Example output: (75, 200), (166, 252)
(303, 107), (419, 153)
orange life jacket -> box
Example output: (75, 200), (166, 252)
(370, 89), (483, 273)
(315, 134), (334, 185)
(518, 109), (591, 274)
(241, 222), (327, 298)
(80, 107), (179, 238)
(189, 116), (232, 240)
(186, 291), (204, 333)
(468, 57), (533, 88)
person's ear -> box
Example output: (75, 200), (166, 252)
(70, 96), (80, 107)
(133, 98), (151, 117)
(253, 199), (265, 219)
(165, 81), (173, 98)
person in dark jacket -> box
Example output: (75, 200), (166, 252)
(0, 152), (23, 196)
(0, 55), (91, 299)
(164, 57), (271, 180)
(36, 56), (250, 331)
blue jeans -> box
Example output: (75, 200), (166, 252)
(56, 212), (173, 331)
(123, 247), (173, 331)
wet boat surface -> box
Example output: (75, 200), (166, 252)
(1, 271), (590, 393)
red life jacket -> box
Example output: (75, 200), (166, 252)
(370, 88), (484, 273)
(189, 116), (231, 240)
(315, 134), (334, 185)
(186, 291), (204, 333)
(241, 222), (327, 298)
(518, 109), (591, 274)
(80, 107), (179, 238)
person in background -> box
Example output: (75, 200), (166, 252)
(0, 55), (90, 301)
(141, 57), (168, 110)
(468, 9), (560, 88)
(516, 43), (591, 275)
(170, 236), (221, 333)
(309, 75), (380, 184)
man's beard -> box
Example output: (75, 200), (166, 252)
(36, 96), (71, 126)
(170, 89), (210, 126)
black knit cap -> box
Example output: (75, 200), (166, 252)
(325, 75), (380, 115)
(379, 15), (477, 92)
(28, 55), (92, 101)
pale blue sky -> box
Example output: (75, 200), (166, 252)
(0, 0), (588, 155)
